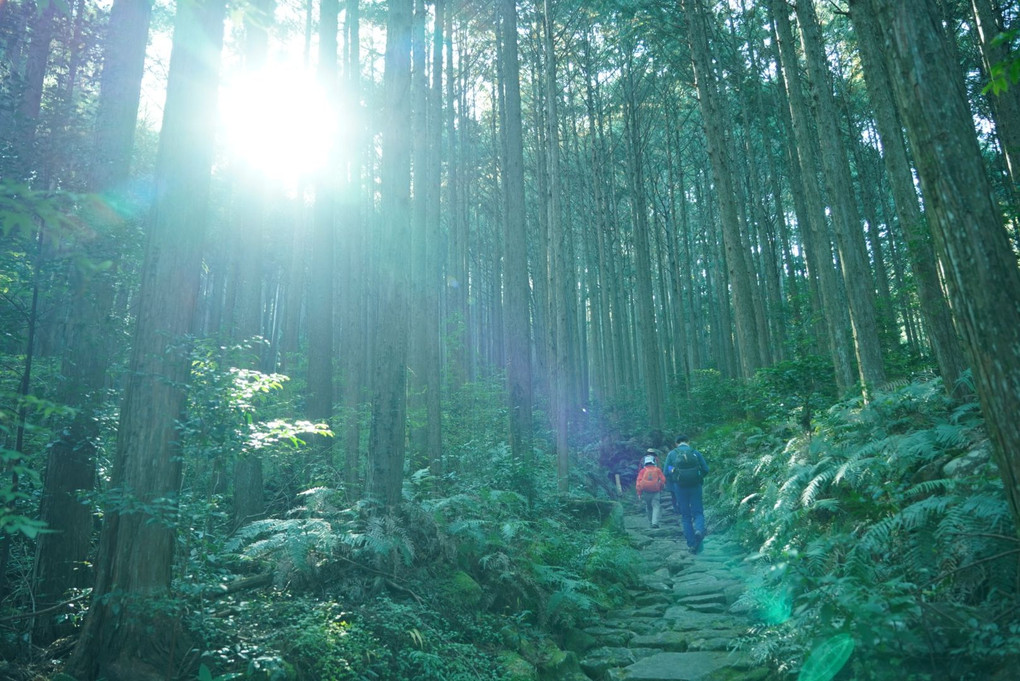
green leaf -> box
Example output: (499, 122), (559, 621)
(799, 633), (855, 681)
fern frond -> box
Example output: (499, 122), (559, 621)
(801, 459), (838, 507)
(950, 400), (980, 424)
(858, 514), (900, 553)
(933, 423), (969, 449)
(479, 551), (511, 574)
(903, 479), (954, 498)
(501, 519), (528, 543)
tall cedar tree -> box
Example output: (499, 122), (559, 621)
(69, 1), (226, 677)
(498, 0), (535, 499)
(369, 0), (413, 507)
(852, 0), (1020, 531)
(32, 0), (154, 646)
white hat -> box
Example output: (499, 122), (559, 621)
(643, 454), (656, 466)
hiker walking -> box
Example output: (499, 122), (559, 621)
(665, 434), (709, 553)
(662, 436), (684, 514)
(635, 450), (667, 528)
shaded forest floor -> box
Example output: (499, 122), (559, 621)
(574, 500), (774, 681)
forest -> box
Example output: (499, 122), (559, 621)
(2, 0), (1020, 679)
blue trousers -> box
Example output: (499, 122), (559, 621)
(666, 480), (680, 513)
(676, 484), (705, 548)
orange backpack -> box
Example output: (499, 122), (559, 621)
(636, 466), (665, 493)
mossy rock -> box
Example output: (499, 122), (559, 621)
(561, 627), (598, 654)
(437, 569), (483, 609)
(555, 496), (625, 531)
(536, 640), (589, 681)
(497, 650), (539, 681)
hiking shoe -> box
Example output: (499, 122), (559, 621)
(651, 523), (660, 529)
(693, 531), (704, 553)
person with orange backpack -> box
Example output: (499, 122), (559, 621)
(635, 449), (667, 528)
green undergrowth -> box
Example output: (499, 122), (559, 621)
(699, 376), (1020, 681)
(186, 473), (639, 680)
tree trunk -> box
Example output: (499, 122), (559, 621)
(425, 0), (445, 479)
(340, 0), (365, 496)
(542, 0), (571, 491)
(498, 0), (534, 502)
(769, 0), (857, 391)
(683, 0), (765, 379)
(229, 0), (273, 527)
(861, 0), (1020, 533)
(32, 0), (153, 645)
(622, 51), (666, 428)
(849, 0), (968, 393)
(69, 1), (225, 677)
(11, 1), (57, 181)
(307, 0), (338, 466)
(409, 0), (429, 470)
(368, 0), (412, 508)
(795, 0), (886, 397)
(971, 0), (1020, 189)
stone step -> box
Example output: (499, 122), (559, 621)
(587, 508), (777, 680)
(615, 650), (760, 681)
(628, 630), (689, 652)
(678, 592), (728, 608)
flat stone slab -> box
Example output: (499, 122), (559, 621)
(688, 636), (741, 652)
(662, 606), (742, 630)
(635, 591), (675, 608)
(621, 650), (753, 680)
(673, 577), (744, 597)
(629, 630), (688, 651)
(580, 645), (641, 676)
(676, 589), (729, 605)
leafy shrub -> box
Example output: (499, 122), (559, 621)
(711, 378), (1020, 680)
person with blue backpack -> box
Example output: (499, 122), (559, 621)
(664, 434), (709, 553)
(662, 436), (683, 514)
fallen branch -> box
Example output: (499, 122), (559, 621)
(0, 593), (88, 624)
(201, 572), (274, 599)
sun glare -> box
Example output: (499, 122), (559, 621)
(218, 66), (340, 182)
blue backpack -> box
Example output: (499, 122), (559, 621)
(668, 447), (702, 487)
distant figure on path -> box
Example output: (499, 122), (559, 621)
(635, 450), (667, 528)
(666, 434), (709, 553)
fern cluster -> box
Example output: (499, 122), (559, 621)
(184, 440), (639, 680)
(706, 377), (1020, 680)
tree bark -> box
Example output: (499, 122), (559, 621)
(32, 0), (153, 645)
(769, 0), (857, 391)
(971, 0), (1020, 189)
(621, 51), (666, 427)
(498, 0), (535, 502)
(861, 0), (1020, 532)
(425, 0), (445, 478)
(795, 0), (886, 397)
(849, 0), (968, 393)
(229, 0), (273, 527)
(368, 0), (413, 508)
(69, 1), (225, 677)
(11, 1), (57, 181)
(542, 0), (571, 491)
(340, 0), (365, 496)
(683, 0), (765, 379)
(307, 0), (338, 466)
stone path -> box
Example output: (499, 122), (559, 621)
(577, 502), (771, 681)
